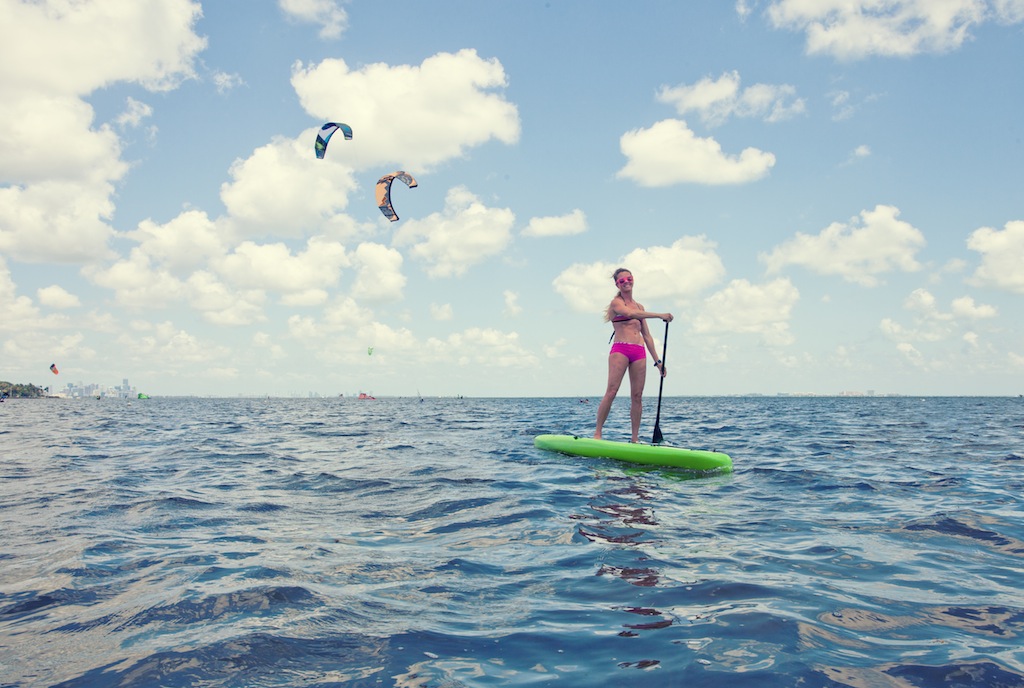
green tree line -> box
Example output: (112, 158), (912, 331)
(0, 381), (46, 398)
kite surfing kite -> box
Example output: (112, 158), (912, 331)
(314, 122), (352, 159)
(50, 363), (59, 375)
(376, 171), (418, 222)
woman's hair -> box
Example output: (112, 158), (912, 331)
(604, 268), (632, 322)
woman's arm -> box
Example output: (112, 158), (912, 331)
(618, 302), (673, 322)
(640, 316), (667, 376)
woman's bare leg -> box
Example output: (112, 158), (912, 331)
(595, 354), (629, 439)
(627, 358), (647, 442)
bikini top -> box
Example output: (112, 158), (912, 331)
(609, 315), (633, 343)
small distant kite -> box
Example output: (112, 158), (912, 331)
(314, 122), (352, 159)
(50, 363), (59, 375)
(376, 171), (418, 222)
(367, 347), (374, 356)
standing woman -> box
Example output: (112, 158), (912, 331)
(594, 268), (673, 442)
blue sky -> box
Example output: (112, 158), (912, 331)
(2, 0), (1023, 397)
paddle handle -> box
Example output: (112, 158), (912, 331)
(652, 321), (669, 444)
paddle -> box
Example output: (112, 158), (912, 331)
(651, 321), (669, 445)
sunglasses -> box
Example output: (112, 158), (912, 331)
(616, 276), (633, 285)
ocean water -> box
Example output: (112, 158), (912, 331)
(1, 395), (1022, 688)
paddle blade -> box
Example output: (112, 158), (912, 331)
(652, 423), (664, 445)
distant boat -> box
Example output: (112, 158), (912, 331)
(357, 392), (376, 400)
(137, 393), (150, 399)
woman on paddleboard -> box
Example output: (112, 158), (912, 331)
(595, 268), (673, 443)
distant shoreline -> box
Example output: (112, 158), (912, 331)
(5, 394), (1021, 401)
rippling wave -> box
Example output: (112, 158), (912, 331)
(1, 396), (1022, 686)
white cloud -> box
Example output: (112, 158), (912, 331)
(293, 319), (404, 368)
(880, 317), (906, 339)
(214, 237), (350, 294)
(185, 271), (266, 326)
(1, 95), (127, 185)
(87, 209), (293, 322)
(128, 210), (227, 273)
(842, 144), (872, 165)
(211, 71), (245, 94)
(120, 320), (231, 366)
(692, 278), (800, 346)
(761, 204), (925, 286)
(553, 236), (727, 314)
(951, 295), (997, 319)
(764, 0), (997, 60)
(431, 303), (454, 320)
(319, 295), (377, 334)
(0, 179), (119, 263)
(93, 225), (313, 321)
(0, 0), (206, 95)
(891, 288), (956, 342)
(115, 97), (154, 129)
(830, 90), (855, 120)
(880, 288), (996, 349)
(0, 94), (126, 263)
(829, 89), (883, 122)
(522, 209), (587, 238)
(280, 289), (328, 307)
(426, 328), (537, 368)
(896, 341), (927, 367)
(253, 331), (287, 360)
(206, 367), (240, 379)
(657, 71), (806, 127)
(904, 288), (949, 319)
(0, 258), (43, 327)
(284, 296), (377, 348)
(351, 242), (406, 303)
(287, 314), (320, 340)
(291, 49), (520, 171)
(86, 250), (187, 310)
(278, 0), (347, 39)
(966, 220), (1024, 293)
(993, 0), (1024, 22)
(284, 298), (423, 366)
(940, 258), (969, 276)
(392, 186), (515, 278)
(37, 285), (81, 309)
(0, 0), (206, 265)
(220, 134), (358, 238)
(618, 119), (776, 186)
(503, 290), (522, 317)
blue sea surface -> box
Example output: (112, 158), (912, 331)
(1, 396), (1022, 687)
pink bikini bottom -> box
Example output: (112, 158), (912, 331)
(610, 342), (646, 363)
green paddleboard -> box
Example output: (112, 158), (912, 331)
(534, 434), (732, 472)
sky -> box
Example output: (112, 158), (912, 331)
(2, 0), (1023, 398)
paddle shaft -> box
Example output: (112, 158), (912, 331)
(652, 321), (669, 444)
